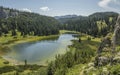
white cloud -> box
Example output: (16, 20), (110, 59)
(40, 6), (50, 11)
(98, 0), (111, 8)
(21, 8), (32, 12)
(98, 0), (120, 12)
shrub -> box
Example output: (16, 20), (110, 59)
(87, 37), (91, 41)
(3, 61), (9, 64)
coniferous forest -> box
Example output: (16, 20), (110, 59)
(0, 6), (59, 37)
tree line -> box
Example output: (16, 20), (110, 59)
(0, 6), (60, 37)
(59, 12), (118, 37)
(0, 6), (118, 37)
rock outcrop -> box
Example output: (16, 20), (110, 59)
(112, 14), (120, 52)
(97, 34), (111, 54)
(95, 15), (120, 67)
(0, 6), (18, 18)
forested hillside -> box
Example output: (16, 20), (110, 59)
(58, 12), (118, 37)
(54, 15), (79, 23)
(46, 14), (120, 75)
(0, 6), (118, 37)
(0, 6), (59, 37)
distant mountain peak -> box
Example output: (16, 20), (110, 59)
(54, 15), (78, 19)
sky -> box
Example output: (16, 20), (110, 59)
(0, 0), (120, 16)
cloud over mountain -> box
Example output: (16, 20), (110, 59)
(40, 6), (50, 11)
(98, 0), (120, 13)
(21, 8), (32, 12)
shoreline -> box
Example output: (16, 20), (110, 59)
(0, 30), (78, 47)
(0, 30), (79, 66)
(0, 34), (59, 66)
(5, 35), (59, 47)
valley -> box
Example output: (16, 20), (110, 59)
(0, 6), (120, 75)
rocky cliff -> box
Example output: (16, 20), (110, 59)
(0, 6), (18, 18)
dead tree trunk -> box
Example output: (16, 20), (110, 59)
(110, 14), (120, 65)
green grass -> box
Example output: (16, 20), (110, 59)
(66, 64), (86, 75)
(66, 35), (101, 75)
(0, 34), (59, 47)
(96, 20), (107, 31)
(69, 34), (120, 75)
(71, 35), (100, 51)
(0, 57), (11, 67)
(60, 30), (80, 34)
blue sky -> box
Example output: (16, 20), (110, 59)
(0, 0), (120, 16)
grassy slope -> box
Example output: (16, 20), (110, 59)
(0, 34), (59, 47)
(0, 57), (11, 67)
(66, 34), (120, 75)
(60, 30), (79, 34)
(66, 35), (101, 75)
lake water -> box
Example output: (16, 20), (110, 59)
(3, 34), (76, 65)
